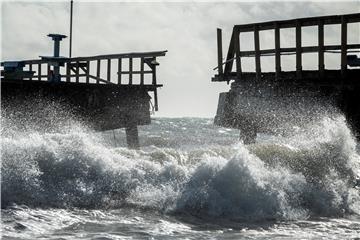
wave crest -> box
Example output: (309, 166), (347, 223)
(1, 115), (360, 221)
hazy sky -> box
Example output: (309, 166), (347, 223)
(1, 1), (359, 117)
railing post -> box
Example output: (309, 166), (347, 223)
(341, 15), (348, 79)
(154, 89), (159, 111)
(75, 61), (79, 83)
(118, 58), (122, 84)
(129, 57), (133, 85)
(107, 58), (111, 83)
(254, 25), (261, 81)
(224, 30), (236, 82)
(318, 19), (325, 79)
(29, 63), (33, 81)
(86, 61), (90, 83)
(47, 64), (51, 81)
(140, 57), (144, 85)
(38, 63), (41, 81)
(274, 22), (281, 81)
(152, 60), (158, 111)
(217, 28), (223, 76)
(96, 59), (100, 84)
(234, 28), (242, 79)
(152, 58), (157, 85)
(296, 20), (302, 79)
(66, 62), (71, 82)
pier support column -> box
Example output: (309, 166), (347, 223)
(125, 125), (140, 149)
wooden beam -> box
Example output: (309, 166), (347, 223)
(29, 64), (33, 80)
(140, 57), (144, 85)
(234, 29), (242, 78)
(152, 58), (157, 85)
(234, 13), (360, 32)
(224, 29), (236, 78)
(96, 59), (100, 84)
(107, 58), (111, 83)
(217, 28), (224, 75)
(129, 57), (133, 85)
(341, 15), (348, 79)
(21, 50), (166, 65)
(119, 70), (153, 74)
(88, 75), (115, 85)
(118, 58), (122, 84)
(318, 19), (325, 78)
(66, 62), (71, 82)
(66, 50), (167, 62)
(275, 22), (281, 80)
(86, 61), (90, 83)
(75, 61), (79, 83)
(154, 89), (159, 111)
(237, 44), (360, 57)
(296, 20), (302, 79)
(47, 64), (51, 81)
(254, 25), (261, 81)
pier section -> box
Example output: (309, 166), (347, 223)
(1, 34), (167, 149)
(213, 13), (360, 143)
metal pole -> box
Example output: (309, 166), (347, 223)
(69, 0), (73, 58)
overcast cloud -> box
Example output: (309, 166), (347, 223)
(1, 1), (359, 117)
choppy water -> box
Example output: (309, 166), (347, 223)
(2, 112), (360, 239)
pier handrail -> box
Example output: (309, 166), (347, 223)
(215, 13), (360, 82)
(1, 50), (167, 111)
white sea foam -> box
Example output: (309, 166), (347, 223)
(1, 113), (360, 223)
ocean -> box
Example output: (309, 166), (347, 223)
(2, 114), (360, 239)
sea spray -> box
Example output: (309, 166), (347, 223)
(1, 114), (360, 222)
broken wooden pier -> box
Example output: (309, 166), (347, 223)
(1, 34), (167, 148)
(213, 13), (360, 143)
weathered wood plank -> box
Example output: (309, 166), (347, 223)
(318, 19), (325, 78)
(275, 22), (281, 80)
(119, 70), (153, 74)
(107, 59), (111, 83)
(224, 29), (236, 78)
(67, 50), (167, 62)
(129, 57), (133, 85)
(152, 58), (157, 85)
(154, 89), (159, 111)
(88, 75), (115, 85)
(86, 61), (90, 83)
(296, 20), (302, 79)
(29, 64), (33, 81)
(75, 61), (79, 83)
(234, 13), (360, 32)
(66, 62), (71, 82)
(341, 15), (348, 78)
(254, 25), (261, 81)
(140, 57), (144, 85)
(234, 29), (241, 78)
(47, 64), (51, 81)
(118, 58), (122, 84)
(96, 60), (100, 84)
(38, 63), (41, 81)
(238, 44), (360, 57)
(217, 28), (223, 75)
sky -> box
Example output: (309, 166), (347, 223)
(1, 0), (359, 117)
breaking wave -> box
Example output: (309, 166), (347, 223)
(1, 114), (360, 222)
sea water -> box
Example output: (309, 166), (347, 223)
(2, 113), (360, 239)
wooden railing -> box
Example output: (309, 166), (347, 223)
(15, 51), (167, 86)
(1, 50), (167, 111)
(215, 13), (360, 82)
